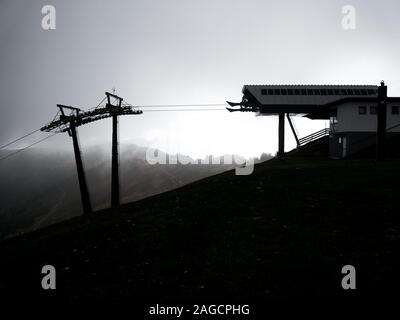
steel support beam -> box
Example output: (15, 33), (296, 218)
(111, 113), (120, 207)
(70, 123), (92, 214)
(286, 114), (300, 147)
(377, 81), (387, 161)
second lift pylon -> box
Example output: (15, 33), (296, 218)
(105, 91), (144, 208)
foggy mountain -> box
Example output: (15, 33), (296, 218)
(0, 144), (266, 240)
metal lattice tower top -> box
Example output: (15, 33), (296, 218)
(41, 92), (142, 133)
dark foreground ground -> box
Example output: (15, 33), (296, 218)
(1, 152), (399, 310)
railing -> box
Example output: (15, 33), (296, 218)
(298, 128), (330, 146)
(297, 121), (400, 150)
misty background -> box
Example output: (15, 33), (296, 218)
(1, 0), (399, 157)
(1, 0), (399, 237)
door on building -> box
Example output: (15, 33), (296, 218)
(342, 136), (347, 157)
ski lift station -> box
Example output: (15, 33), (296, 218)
(227, 81), (400, 159)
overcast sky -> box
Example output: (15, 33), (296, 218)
(1, 0), (400, 158)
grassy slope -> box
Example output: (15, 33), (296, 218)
(1, 152), (400, 303)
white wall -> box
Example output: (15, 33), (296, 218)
(332, 102), (400, 133)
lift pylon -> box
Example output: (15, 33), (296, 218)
(41, 92), (143, 213)
(41, 104), (92, 214)
(105, 92), (123, 208)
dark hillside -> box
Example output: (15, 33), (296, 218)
(0, 145), (235, 239)
(1, 151), (399, 305)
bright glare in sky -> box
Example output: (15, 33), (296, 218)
(1, 0), (399, 158)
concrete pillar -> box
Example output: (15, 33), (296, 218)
(278, 112), (285, 157)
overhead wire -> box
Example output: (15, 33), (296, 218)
(142, 108), (227, 112)
(0, 98), (100, 158)
(0, 109), (62, 150)
(0, 128), (41, 150)
(0, 132), (58, 161)
(137, 103), (227, 108)
(0, 95), (110, 151)
(0, 98), (230, 161)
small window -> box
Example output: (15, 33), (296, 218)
(354, 89), (361, 95)
(261, 89), (267, 95)
(307, 89), (314, 95)
(301, 89), (307, 95)
(361, 89), (368, 95)
(339, 89), (347, 95)
(281, 89), (287, 95)
(314, 89), (320, 95)
(367, 89), (376, 95)
(294, 89), (300, 95)
(327, 89), (334, 95)
(268, 89), (273, 95)
(287, 89), (293, 95)
(359, 106), (367, 115)
(392, 106), (400, 115)
(334, 89), (340, 95)
(347, 89), (354, 95)
(320, 89), (327, 95)
(330, 110), (338, 124)
(370, 106), (377, 115)
(274, 89), (281, 95)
